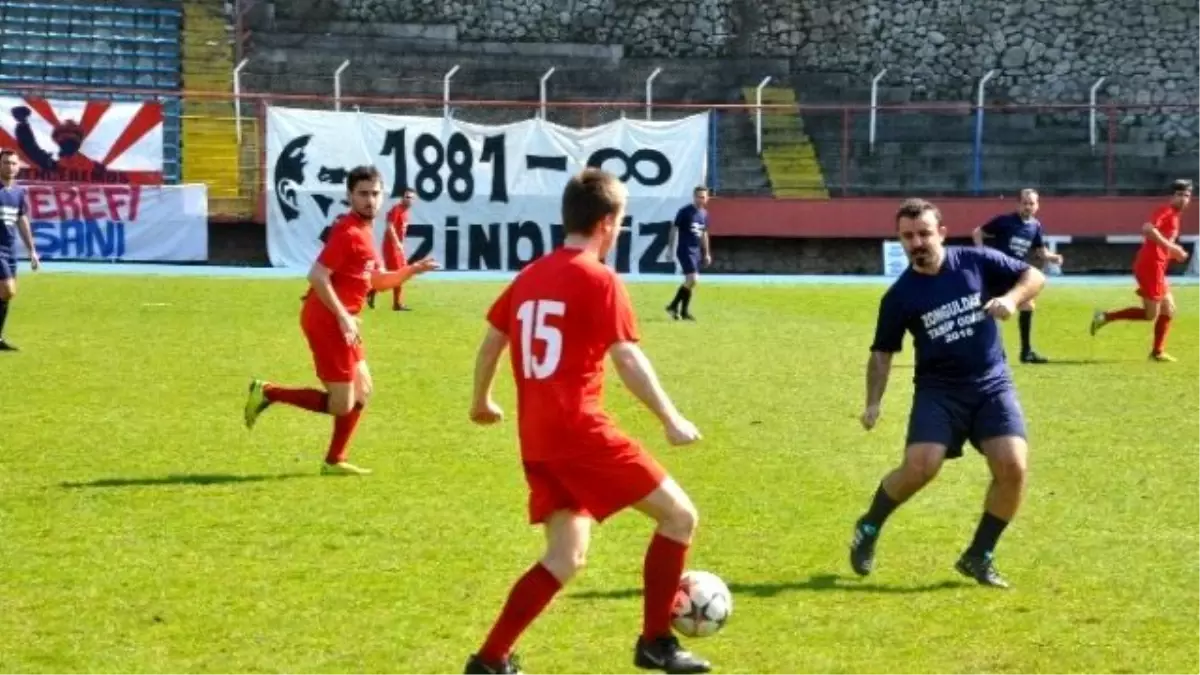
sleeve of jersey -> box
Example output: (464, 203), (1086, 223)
(1031, 226), (1045, 249)
(316, 224), (348, 270)
(869, 291), (905, 353)
(17, 189), (27, 216)
(486, 284), (514, 335)
(980, 216), (999, 234)
(601, 277), (641, 346)
(976, 246), (1028, 289)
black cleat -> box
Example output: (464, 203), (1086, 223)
(393, 304), (413, 312)
(666, 306), (680, 321)
(634, 635), (711, 674)
(0, 339), (17, 352)
(1019, 350), (1048, 364)
(681, 313), (696, 322)
(849, 518), (879, 577)
(463, 653), (522, 674)
(955, 552), (1010, 589)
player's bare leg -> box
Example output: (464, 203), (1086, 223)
(0, 277), (17, 351)
(851, 443), (947, 576)
(1017, 298), (1047, 363)
(1150, 293), (1176, 361)
(466, 511), (589, 674)
(956, 436), (1028, 588)
(632, 479), (711, 674)
(321, 362), (373, 475)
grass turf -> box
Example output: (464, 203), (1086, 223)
(1, 274), (1196, 674)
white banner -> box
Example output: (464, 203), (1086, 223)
(265, 107), (710, 273)
(13, 184), (208, 262)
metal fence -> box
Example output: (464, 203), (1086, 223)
(1, 81), (1196, 221)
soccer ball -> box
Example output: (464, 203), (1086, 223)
(671, 570), (732, 638)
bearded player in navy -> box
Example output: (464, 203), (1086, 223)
(666, 186), (711, 321)
(850, 198), (1045, 589)
(972, 188), (1064, 363)
(0, 149), (40, 352)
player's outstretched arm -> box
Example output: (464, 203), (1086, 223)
(861, 351), (892, 430)
(609, 342), (700, 446)
(370, 257), (440, 291)
(469, 325), (508, 425)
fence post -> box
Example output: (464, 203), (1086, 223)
(539, 67), (556, 120)
(841, 107), (850, 196)
(755, 76), (772, 155)
(972, 69), (997, 195)
(443, 64), (460, 119)
(869, 68), (887, 154)
(233, 57), (249, 144)
(1088, 76), (1107, 150)
(1105, 104), (1116, 194)
(333, 60), (350, 112)
(707, 109), (719, 191)
(645, 67), (662, 121)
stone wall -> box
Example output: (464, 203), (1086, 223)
(273, 0), (1198, 148)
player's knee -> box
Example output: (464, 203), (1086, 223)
(901, 454), (942, 485)
(684, 275), (698, 288)
(1018, 299), (1034, 312)
(661, 500), (699, 542)
(992, 452), (1027, 487)
(543, 545), (587, 581)
(1144, 304), (1160, 321)
(0, 284), (14, 301)
(327, 387), (356, 416)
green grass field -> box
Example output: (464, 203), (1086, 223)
(2, 273), (1197, 674)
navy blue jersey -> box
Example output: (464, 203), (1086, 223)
(673, 204), (707, 252)
(981, 212), (1045, 261)
(871, 246), (1030, 390)
(0, 182), (27, 252)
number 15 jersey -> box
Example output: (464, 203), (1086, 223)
(486, 246), (640, 462)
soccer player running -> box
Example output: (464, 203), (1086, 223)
(465, 168), (711, 675)
(0, 149), (40, 352)
(243, 166), (439, 475)
(367, 187), (416, 311)
(851, 198), (1045, 589)
(972, 188), (1064, 364)
(1090, 179), (1192, 362)
(665, 186), (712, 321)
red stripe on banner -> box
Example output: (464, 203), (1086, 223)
(101, 102), (162, 167)
(0, 126), (21, 154)
(78, 101), (112, 141)
(26, 98), (61, 128)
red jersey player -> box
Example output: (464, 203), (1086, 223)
(367, 187), (416, 311)
(243, 166), (439, 475)
(1091, 179), (1193, 361)
(464, 168), (711, 675)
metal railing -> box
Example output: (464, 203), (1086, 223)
(0, 81), (1195, 220)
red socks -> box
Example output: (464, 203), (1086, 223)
(1153, 314), (1172, 354)
(642, 533), (690, 641)
(478, 563), (563, 665)
(1104, 307), (1147, 322)
(264, 384), (329, 413)
(325, 403), (364, 464)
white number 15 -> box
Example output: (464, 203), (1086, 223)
(516, 299), (565, 380)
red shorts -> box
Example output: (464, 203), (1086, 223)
(1135, 263), (1168, 301)
(300, 304), (363, 383)
(382, 242), (405, 270)
(522, 437), (666, 525)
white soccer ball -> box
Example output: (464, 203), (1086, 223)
(671, 570), (733, 638)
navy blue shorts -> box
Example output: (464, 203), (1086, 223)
(906, 385), (1027, 459)
(678, 249), (700, 275)
(0, 253), (15, 281)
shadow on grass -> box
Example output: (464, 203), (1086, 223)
(567, 573), (970, 600)
(60, 472), (315, 489)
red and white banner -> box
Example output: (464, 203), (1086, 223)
(0, 96), (164, 185)
(12, 184), (208, 262)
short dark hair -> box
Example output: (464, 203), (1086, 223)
(895, 198), (941, 227)
(403, 186), (416, 196)
(346, 165), (381, 192)
(1171, 179), (1193, 194)
(562, 168), (625, 236)
(694, 185), (708, 195)
(0, 149), (17, 162)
